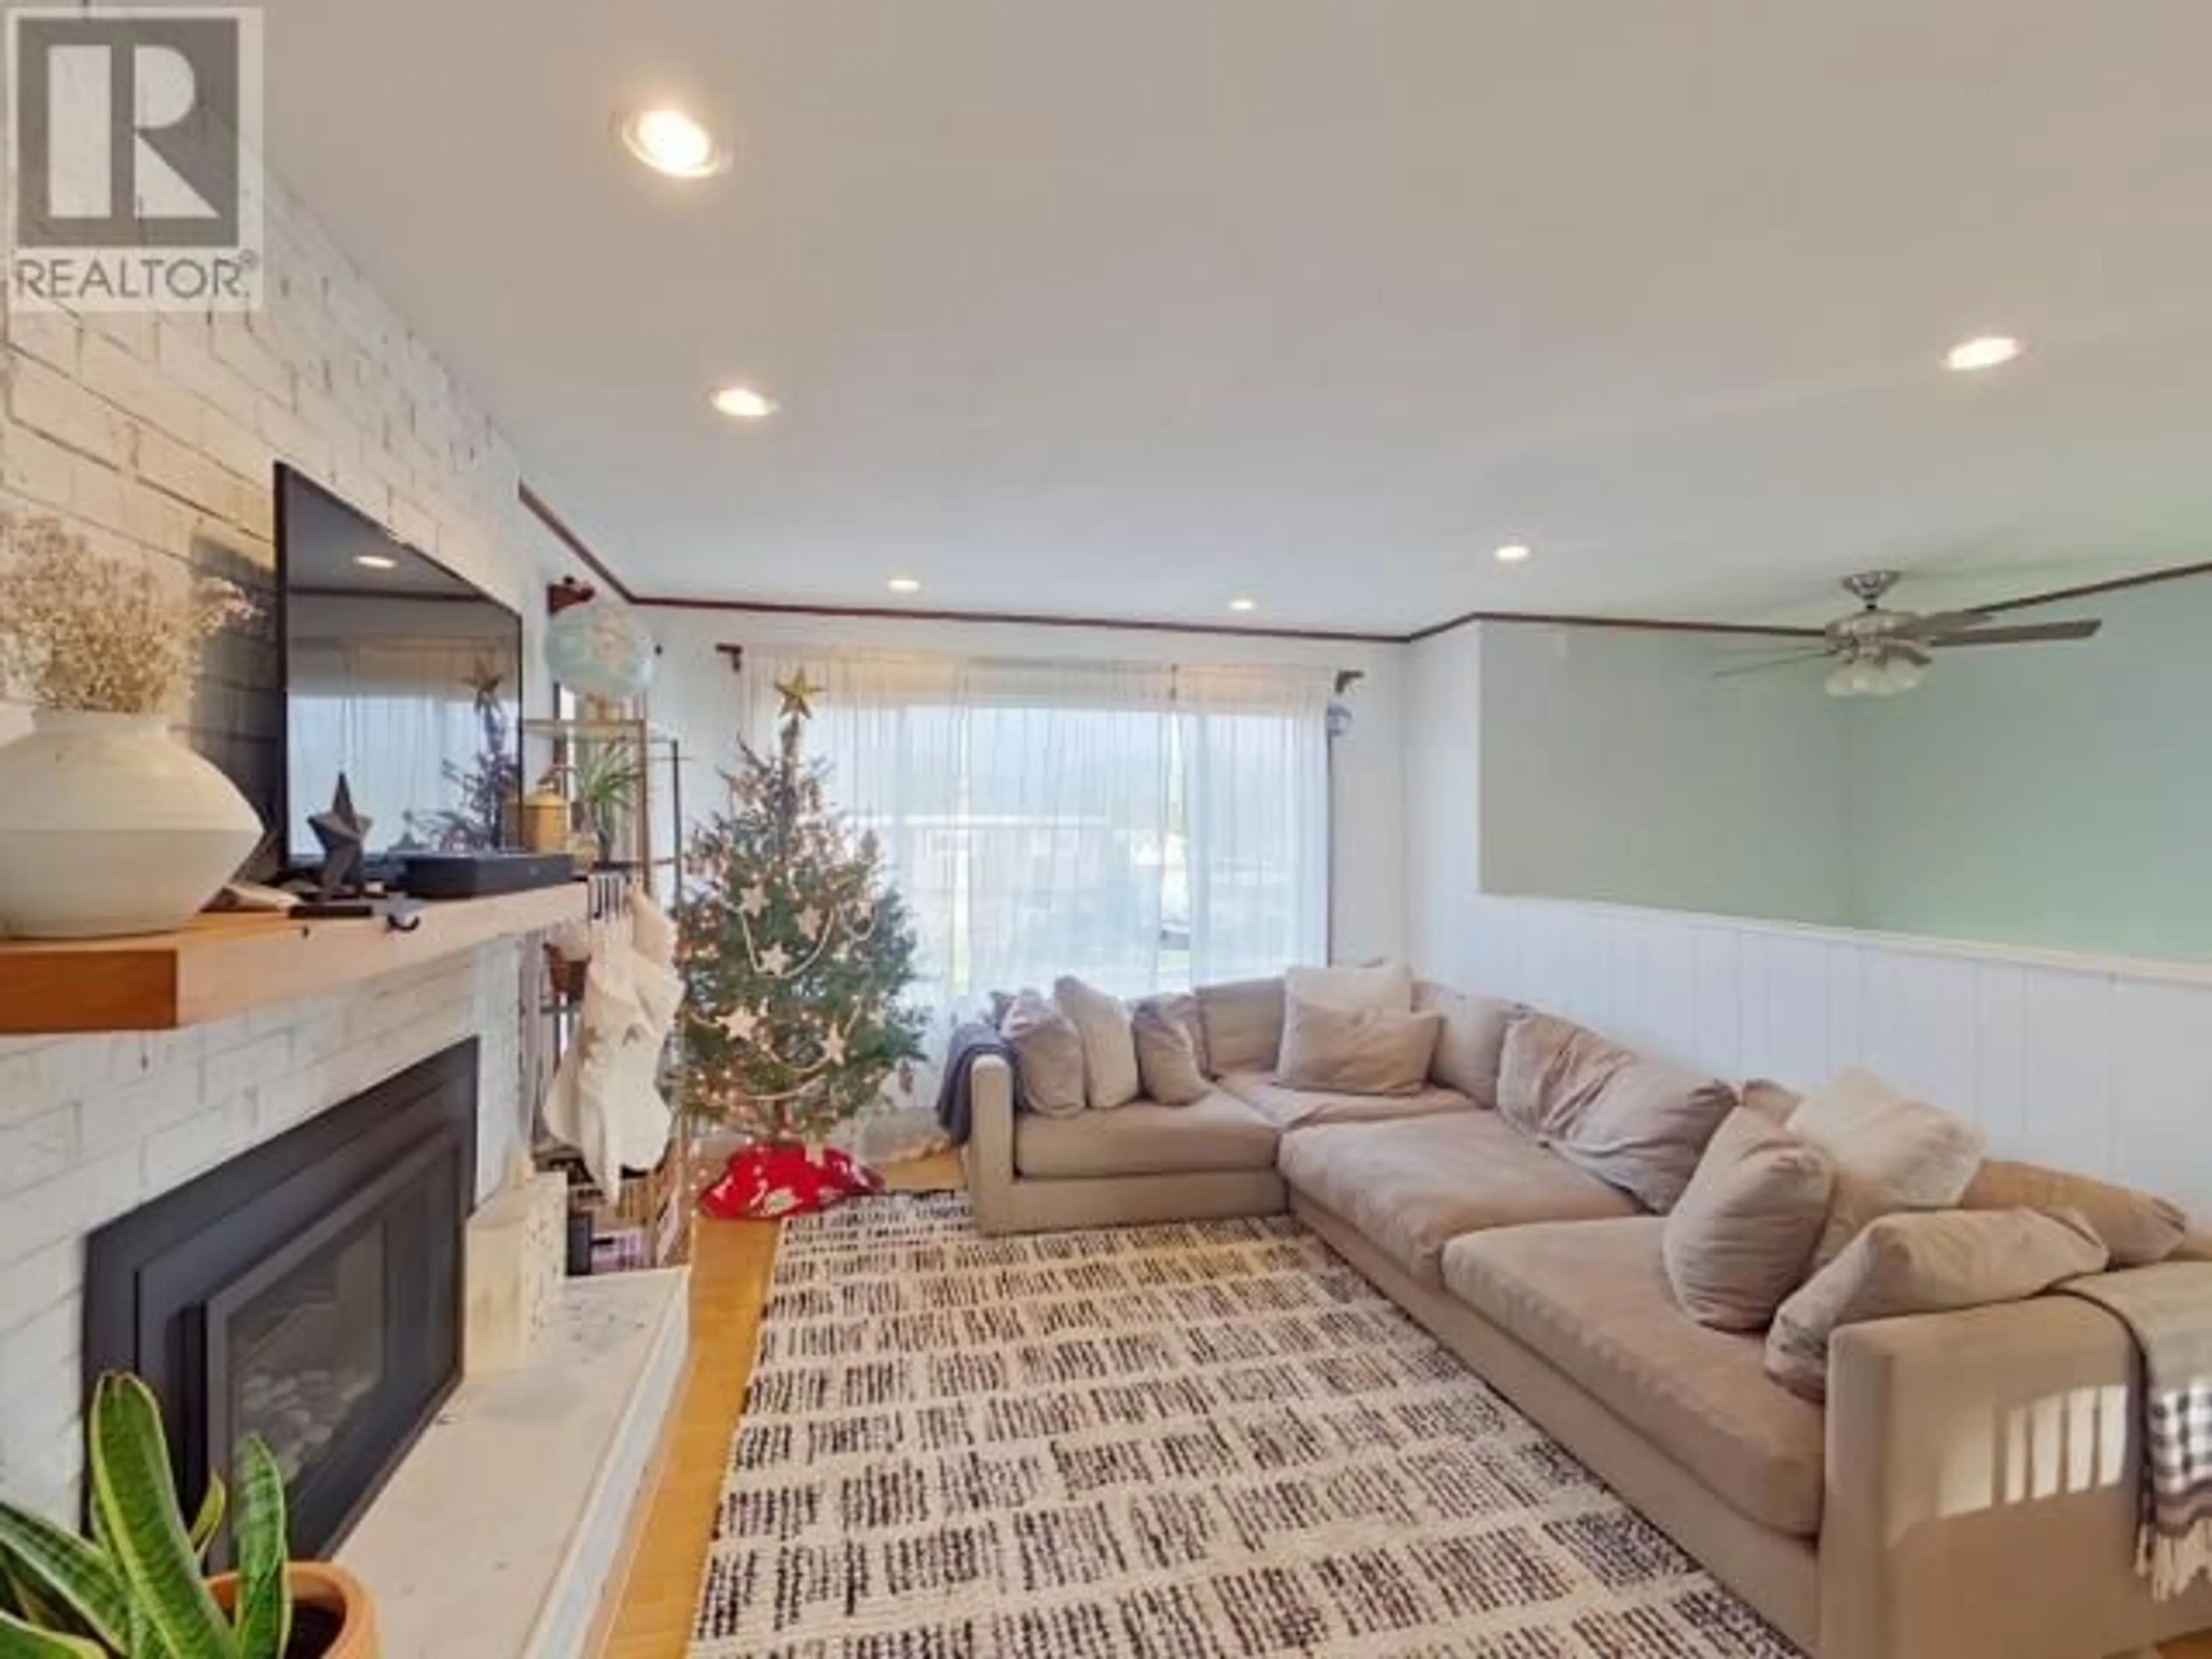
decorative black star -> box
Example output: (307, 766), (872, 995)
(310, 774), (373, 897)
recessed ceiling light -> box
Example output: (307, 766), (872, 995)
(709, 384), (777, 420)
(1493, 543), (1532, 564)
(1944, 334), (2022, 373)
(1228, 597), (1258, 613)
(354, 552), (397, 570)
(887, 577), (921, 594)
(619, 107), (728, 179)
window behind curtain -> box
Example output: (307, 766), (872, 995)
(733, 653), (1328, 1018)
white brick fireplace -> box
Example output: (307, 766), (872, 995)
(0, 941), (527, 1521)
(0, 144), (589, 1522)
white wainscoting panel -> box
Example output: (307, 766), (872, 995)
(1450, 896), (2212, 1217)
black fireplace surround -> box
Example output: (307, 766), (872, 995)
(84, 1041), (478, 1563)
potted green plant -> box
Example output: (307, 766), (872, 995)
(562, 737), (644, 869)
(0, 1373), (377, 1657)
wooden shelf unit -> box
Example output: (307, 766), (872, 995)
(0, 883), (589, 1035)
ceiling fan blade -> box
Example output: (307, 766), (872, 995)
(1897, 608), (1995, 637)
(1926, 619), (2103, 647)
(1711, 649), (1833, 679)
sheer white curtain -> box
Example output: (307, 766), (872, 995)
(740, 654), (1175, 1009)
(287, 639), (488, 855)
(1176, 665), (1332, 983)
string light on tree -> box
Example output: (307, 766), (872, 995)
(675, 671), (926, 1217)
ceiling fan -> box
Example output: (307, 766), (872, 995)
(1718, 571), (2103, 698)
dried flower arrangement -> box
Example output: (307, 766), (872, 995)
(0, 512), (255, 715)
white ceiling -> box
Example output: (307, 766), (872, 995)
(266, 1), (2212, 634)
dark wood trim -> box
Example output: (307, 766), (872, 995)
(631, 593), (1405, 645)
(518, 483), (637, 603)
(1404, 608), (1825, 643)
(1977, 558), (2212, 616)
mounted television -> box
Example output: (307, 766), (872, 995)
(276, 465), (524, 868)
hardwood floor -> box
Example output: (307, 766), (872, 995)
(599, 1151), (964, 1659)
(597, 1148), (2212, 1659)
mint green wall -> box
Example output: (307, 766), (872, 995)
(1467, 577), (2212, 966)
(1476, 623), (1857, 926)
(1845, 581), (2212, 963)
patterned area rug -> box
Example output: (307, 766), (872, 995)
(690, 1193), (1802, 1658)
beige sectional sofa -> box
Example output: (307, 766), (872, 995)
(960, 971), (2212, 1659)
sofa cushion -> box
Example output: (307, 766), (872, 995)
(1014, 1088), (1278, 1178)
(1414, 980), (1518, 1107)
(1284, 960), (1415, 1013)
(1961, 1160), (2188, 1268)
(1766, 1206), (2109, 1404)
(1663, 1108), (1835, 1331)
(1215, 1069), (1474, 1131)
(1788, 1068), (1986, 1270)
(1443, 1218), (1827, 1537)
(1054, 975), (1141, 1109)
(999, 989), (1086, 1118)
(1131, 995), (1210, 1105)
(1497, 1011), (1737, 1214)
(1194, 976), (1285, 1074)
(1275, 995), (1442, 1096)
(1279, 1112), (1637, 1285)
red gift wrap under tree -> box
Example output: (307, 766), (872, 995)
(675, 671), (927, 1219)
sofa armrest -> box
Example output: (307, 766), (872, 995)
(960, 1054), (1018, 1234)
(1822, 1294), (2166, 1659)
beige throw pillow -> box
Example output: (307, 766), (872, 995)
(1275, 995), (1442, 1097)
(1741, 1078), (1802, 1127)
(1194, 976), (1286, 1074)
(1962, 1160), (2188, 1268)
(1496, 1011), (1737, 1214)
(1052, 976), (1141, 1109)
(1788, 1069), (1986, 1270)
(1663, 1109), (1835, 1331)
(1131, 995), (1210, 1105)
(1413, 980), (1518, 1108)
(1765, 1207), (2109, 1403)
(1285, 961), (1414, 1013)
(999, 990), (1086, 1118)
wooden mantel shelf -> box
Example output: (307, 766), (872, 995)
(0, 883), (588, 1036)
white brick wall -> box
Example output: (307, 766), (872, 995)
(0, 175), (551, 1524)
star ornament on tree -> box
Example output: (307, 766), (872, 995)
(738, 882), (768, 920)
(718, 1005), (760, 1044)
(757, 942), (792, 977)
(775, 669), (823, 721)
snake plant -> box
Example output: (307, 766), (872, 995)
(0, 1373), (291, 1657)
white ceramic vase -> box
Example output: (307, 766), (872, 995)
(0, 710), (263, 938)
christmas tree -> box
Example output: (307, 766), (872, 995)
(676, 671), (927, 1152)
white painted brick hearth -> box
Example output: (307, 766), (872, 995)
(0, 168), (558, 1524)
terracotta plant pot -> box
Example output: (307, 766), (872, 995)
(209, 1561), (380, 1658)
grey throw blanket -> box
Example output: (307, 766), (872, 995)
(2061, 1262), (2212, 1599)
(933, 1021), (1024, 1147)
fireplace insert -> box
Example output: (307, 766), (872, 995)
(84, 1041), (478, 1562)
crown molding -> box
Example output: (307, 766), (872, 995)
(517, 482), (2207, 647)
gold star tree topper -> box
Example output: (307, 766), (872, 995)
(775, 669), (823, 721)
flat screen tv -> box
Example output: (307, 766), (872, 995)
(275, 464), (524, 868)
